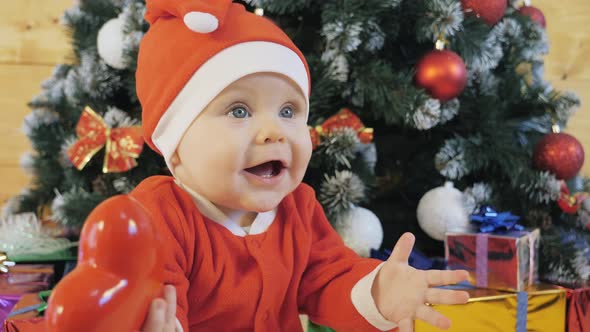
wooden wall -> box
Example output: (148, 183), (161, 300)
(540, 0), (590, 177)
(0, 0), (589, 206)
(0, 0), (73, 205)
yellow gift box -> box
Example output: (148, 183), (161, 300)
(415, 284), (566, 332)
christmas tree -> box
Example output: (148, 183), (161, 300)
(6, 0), (589, 287)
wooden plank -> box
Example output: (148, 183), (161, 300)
(552, 79), (590, 177)
(535, 0), (590, 176)
(0, 63), (57, 166)
(0, 0), (73, 65)
(536, 0), (590, 81)
(0, 166), (30, 208)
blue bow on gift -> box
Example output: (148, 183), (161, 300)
(370, 248), (447, 270)
(470, 205), (524, 233)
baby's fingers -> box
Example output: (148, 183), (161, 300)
(416, 305), (451, 330)
(426, 269), (469, 286)
(425, 288), (469, 305)
(397, 318), (414, 332)
(142, 299), (166, 332)
(164, 285), (177, 323)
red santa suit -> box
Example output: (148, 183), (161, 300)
(130, 176), (397, 332)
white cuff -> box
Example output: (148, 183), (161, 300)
(350, 263), (398, 331)
(175, 317), (184, 332)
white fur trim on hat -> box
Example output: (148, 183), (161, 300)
(152, 41), (309, 174)
(183, 11), (219, 33)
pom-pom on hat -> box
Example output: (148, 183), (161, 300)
(136, 0), (311, 170)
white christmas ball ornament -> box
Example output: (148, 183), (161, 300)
(97, 16), (127, 70)
(416, 182), (469, 241)
(334, 205), (383, 258)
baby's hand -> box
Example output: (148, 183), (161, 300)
(372, 233), (470, 332)
(142, 285), (177, 332)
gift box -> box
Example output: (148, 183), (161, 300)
(9, 247), (76, 264)
(415, 283), (566, 332)
(9, 250), (77, 290)
(0, 265), (53, 326)
(0, 265), (54, 295)
(566, 286), (590, 332)
(0, 296), (20, 324)
(3, 317), (45, 332)
(4, 293), (46, 321)
(2, 292), (48, 332)
(0, 213), (78, 289)
(445, 228), (540, 291)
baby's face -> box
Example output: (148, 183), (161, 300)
(173, 72), (312, 212)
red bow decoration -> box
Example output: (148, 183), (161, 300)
(67, 106), (144, 173)
(309, 108), (373, 150)
(557, 181), (589, 214)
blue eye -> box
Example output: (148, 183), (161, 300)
(279, 106), (294, 118)
(229, 106), (250, 118)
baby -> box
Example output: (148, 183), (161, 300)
(133, 1), (469, 331)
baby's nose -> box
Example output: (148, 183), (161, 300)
(256, 119), (285, 144)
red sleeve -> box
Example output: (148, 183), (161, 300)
(296, 187), (386, 332)
(131, 180), (194, 332)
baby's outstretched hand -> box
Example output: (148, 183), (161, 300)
(372, 233), (470, 332)
(142, 285), (177, 332)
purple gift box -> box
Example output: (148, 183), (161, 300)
(445, 229), (540, 291)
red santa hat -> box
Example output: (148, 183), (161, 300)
(136, 0), (311, 168)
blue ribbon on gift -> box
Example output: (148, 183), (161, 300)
(436, 283), (530, 332)
(370, 248), (392, 261)
(370, 248), (447, 270)
(470, 205), (524, 233)
(516, 291), (528, 332)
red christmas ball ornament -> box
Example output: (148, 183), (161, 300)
(533, 132), (585, 180)
(414, 49), (467, 102)
(461, 0), (508, 25)
(518, 6), (546, 28)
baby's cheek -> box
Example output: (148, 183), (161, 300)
(292, 142), (312, 181)
(299, 137), (313, 164)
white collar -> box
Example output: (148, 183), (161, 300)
(174, 179), (276, 237)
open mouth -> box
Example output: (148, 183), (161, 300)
(244, 160), (285, 178)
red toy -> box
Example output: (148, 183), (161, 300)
(45, 195), (164, 332)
